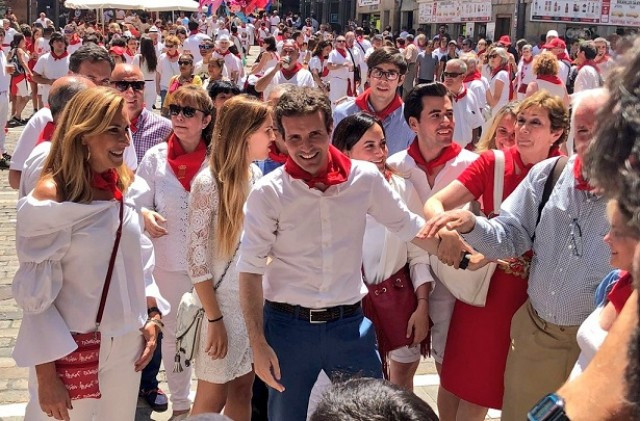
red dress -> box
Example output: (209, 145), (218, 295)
(440, 146), (535, 409)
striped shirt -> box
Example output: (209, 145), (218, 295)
(132, 109), (173, 164)
(463, 155), (612, 326)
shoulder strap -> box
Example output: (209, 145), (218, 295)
(492, 150), (505, 215)
(534, 156), (568, 232)
(95, 200), (124, 328)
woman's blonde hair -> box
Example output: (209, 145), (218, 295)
(209, 95), (271, 259)
(41, 86), (133, 203)
(533, 51), (559, 76)
(475, 101), (519, 152)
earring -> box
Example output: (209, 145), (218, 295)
(86, 150), (91, 162)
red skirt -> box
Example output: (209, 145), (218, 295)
(440, 255), (531, 409)
(10, 74), (26, 96)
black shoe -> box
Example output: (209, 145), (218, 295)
(0, 157), (9, 170)
(7, 118), (20, 127)
(2, 152), (11, 160)
(139, 388), (169, 412)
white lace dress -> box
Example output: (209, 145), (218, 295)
(186, 165), (261, 383)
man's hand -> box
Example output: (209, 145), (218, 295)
(420, 209), (478, 238)
(252, 340), (285, 392)
(135, 322), (158, 371)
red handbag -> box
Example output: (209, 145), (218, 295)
(362, 264), (430, 378)
(55, 200), (123, 400)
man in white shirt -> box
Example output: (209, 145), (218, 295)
(387, 83), (477, 414)
(147, 26), (164, 55)
(443, 59), (483, 148)
(238, 86), (449, 421)
(269, 11), (281, 34)
(183, 21), (209, 62)
(345, 31), (365, 93)
(36, 12), (53, 29)
(573, 41), (602, 93)
(460, 53), (489, 112)
(32, 32), (70, 107)
(213, 35), (242, 84)
(254, 40), (314, 100)
(2, 19), (17, 53)
(593, 37), (615, 81)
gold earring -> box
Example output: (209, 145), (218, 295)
(86, 150), (91, 162)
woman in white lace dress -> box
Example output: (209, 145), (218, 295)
(137, 86), (214, 419)
(187, 94), (275, 419)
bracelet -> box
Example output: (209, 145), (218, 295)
(417, 297), (428, 302)
(147, 306), (161, 317)
(459, 253), (471, 270)
(208, 315), (224, 323)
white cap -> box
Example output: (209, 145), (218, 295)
(546, 30), (559, 39)
(217, 34), (230, 42)
(149, 25), (159, 33)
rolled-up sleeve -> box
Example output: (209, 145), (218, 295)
(404, 184), (433, 289)
(140, 233), (170, 315)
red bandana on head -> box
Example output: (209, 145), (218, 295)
(51, 51), (69, 60)
(407, 138), (462, 175)
(608, 271), (634, 314)
(35, 122), (56, 145)
(281, 62), (302, 80)
(537, 74), (563, 85)
(268, 143), (287, 164)
(166, 133), (207, 192)
(91, 169), (123, 201)
(573, 155), (594, 191)
(354, 88), (403, 121)
(463, 70), (482, 83)
(284, 144), (351, 189)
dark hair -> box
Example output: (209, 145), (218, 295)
(20, 24), (31, 38)
(228, 44), (240, 55)
(312, 40), (332, 57)
(43, 26), (54, 36)
(10, 33), (24, 49)
(110, 37), (126, 48)
(49, 31), (68, 49)
(367, 46), (408, 75)
(83, 34), (100, 45)
(176, 27), (187, 36)
(139, 35), (157, 72)
(332, 112), (385, 153)
(49, 77), (93, 119)
(580, 40), (597, 60)
(208, 80), (240, 101)
(310, 378), (438, 421)
(274, 86), (332, 137)
(262, 36), (277, 52)
(404, 82), (453, 123)
(188, 20), (198, 31)
(172, 85), (215, 145)
(291, 30), (302, 40)
(70, 44), (115, 73)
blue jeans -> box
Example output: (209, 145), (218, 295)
(264, 302), (382, 421)
(159, 89), (168, 109)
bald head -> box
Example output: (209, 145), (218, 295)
(111, 63), (144, 81)
(49, 76), (96, 120)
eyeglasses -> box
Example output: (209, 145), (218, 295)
(568, 218), (583, 257)
(169, 104), (205, 118)
(369, 68), (400, 81)
(165, 43), (177, 48)
(178, 60), (192, 65)
(488, 54), (498, 59)
(111, 80), (145, 92)
(443, 72), (463, 78)
(199, 44), (213, 49)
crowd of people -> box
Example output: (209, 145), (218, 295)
(4, 5), (640, 421)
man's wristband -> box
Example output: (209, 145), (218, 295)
(459, 253), (471, 270)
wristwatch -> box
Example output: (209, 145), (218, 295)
(528, 393), (570, 421)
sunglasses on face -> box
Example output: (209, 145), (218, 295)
(111, 80), (145, 92)
(199, 44), (213, 49)
(165, 43), (177, 48)
(169, 104), (204, 118)
(443, 72), (463, 78)
(488, 54), (498, 59)
(178, 60), (192, 65)
(336, 40), (346, 43)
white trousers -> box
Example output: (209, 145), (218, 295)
(144, 82), (157, 110)
(25, 329), (143, 420)
(0, 91), (8, 152)
(154, 267), (193, 411)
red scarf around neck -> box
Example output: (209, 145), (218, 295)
(537, 74), (563, 85)
(573, 155), (594, 191)
(319, 58), (330, 77)
(129, 112), (141, 133)
(579, 60), (600, 72)
(477, 48), (486, 56)
(166, 133), (207, 192)
(69, 34), (81, 45)
(491, 65), (514, 100)
(556, 52), (572, 64)
(407, 138), (462, 176)
(35, 122), (56, 145)
(336, 47), (347, 58)
(595, 54), (611, 64)
(453, 86), (467, 102)
(463, 70), (482, 83)
(51, 50), (69, 60)
(281, 62), (302, 80)
(521, 56), (533, 64)
(125, 48), (136, 57)
(190, 30), (199, 35)
(284, 144), (351, 189)
(218, 49), (231, 56)
(91, 168), (123, 201)
(268, 143), (288, 164)
(608, 271), (634, 314)
(166, 49), (180, 59)
(354, 88), (403, 121)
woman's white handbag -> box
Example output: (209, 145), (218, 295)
(174, 291), (204, 372)
(430, 150), (505, 307)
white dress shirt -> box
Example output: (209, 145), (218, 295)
(451, 89), (484, 147)
(237, 161), (425, 308)
(574, 65), (601, 93)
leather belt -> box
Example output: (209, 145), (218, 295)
(265, 300), (361, 324)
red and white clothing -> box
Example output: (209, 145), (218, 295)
(489, 69), (511, 117)
(132, 55), (158, 110)
(67, 36), (83, 55)
(0, 49), (9, 152)
(327, 48), (355, 104)
(464, 72), (489, 111)
(451, 87), (484, 148)
(516, 57), (535, 99)
(2, 27), (17, 53)
(260, 66), (314, 102)
(595, 55), (615, 81)
(535, 76), (567, 99)
(308, 55), (330, 86)
(34, 37), (51, 58)
(213, 50), (243, 84)
(387, 144), (477, 363)
(183, 32), (210, 62)
(157, 53), (181, 93)
(33, 51), (70, 106)
(10, 108), (53, 176)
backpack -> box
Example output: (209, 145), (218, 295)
(8, 48), (24, 76)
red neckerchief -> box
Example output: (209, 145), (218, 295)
(521, 56), (533, 64)
(129, 113), (141, 133)
(281, 62), (302, 80)
(217, 49), (231, 56)
(407, 138), (462, 175)
(477, 48), (486, 56)
(190, 30), (199, 35)
(573, 155), (594, 191)
(608, 271), (634, 314)
(463, 70), (482, 83)
(319, 57), (330, 77)
(595, 54), (611, 64)
(284, 144), (352, 189)
(268, 143), (287, 164)
(537, 74), (563, 85)
(578, 60), (600, 73)
(556, 52), (572, 64)
(166, 50), (179, 59)
(50, 50), (69, 60)
(125, 48), (136, 57)
(166, 133), (207, 192)
(354, 88), (403, 121)
(336, 47), (347, 58)
(453, 86), (467, 102)
(69, 34), (81, 45)
(35, 122), (56, 145)
(91, 168), (123, 201)
(169, 76), (191, 94)
(491, 65), (514, 100)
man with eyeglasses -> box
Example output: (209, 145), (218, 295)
(442, 59), (484, 149)
(254, 40), (314, 101)
(425, 88), (612, 420)
(333, 47), (415, 155)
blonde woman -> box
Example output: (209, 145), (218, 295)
(12, 87), (167, 420)
(187, 95), (276, 419)
(475, 102), (519, 153)
(526, 51), (570, 108)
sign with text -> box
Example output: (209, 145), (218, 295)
(358, 0), (380, 7)
(531, 0), (640, 26)
(417, 0), (491, 24)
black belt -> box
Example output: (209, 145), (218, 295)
(265, 300), (361, 324)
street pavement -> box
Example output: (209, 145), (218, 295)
(0, 46), (501, 420)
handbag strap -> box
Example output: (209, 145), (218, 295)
(95, 200), (124, 328)
(213, 242), (240, 290)
(492, 149), (505, 215)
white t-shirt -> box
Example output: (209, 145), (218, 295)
(465, 77), (489, 110)
(67, 40), (83, 55)
(489, 69), (511, 116)
(308, 56), (330, 83)
(34, 37), (51, 57)
(328, 49), (350, 79)
(3, 27), (17, 53)
(574, 65), (601, 93)
(262, 68), (315, 101)
(269, 15), (281, 30)
(557, 60), (570, 84)
(452, 88), (484, 147)
(33, 53), (71, 105)
(157, 54), (180, 89)
(0, 50), (10, 92)
(213, 51), (242, 83)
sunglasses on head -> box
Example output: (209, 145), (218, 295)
(111, 80), (145, 92)
(178, 60), (192, 65)
(169, 104), (204, 118)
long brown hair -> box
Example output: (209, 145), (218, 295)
(209, 95), (271, 259)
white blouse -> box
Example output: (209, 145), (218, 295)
(12, 186), (169, 367)
(136, 142), (209, 272)
(362, 174), (431, 289)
